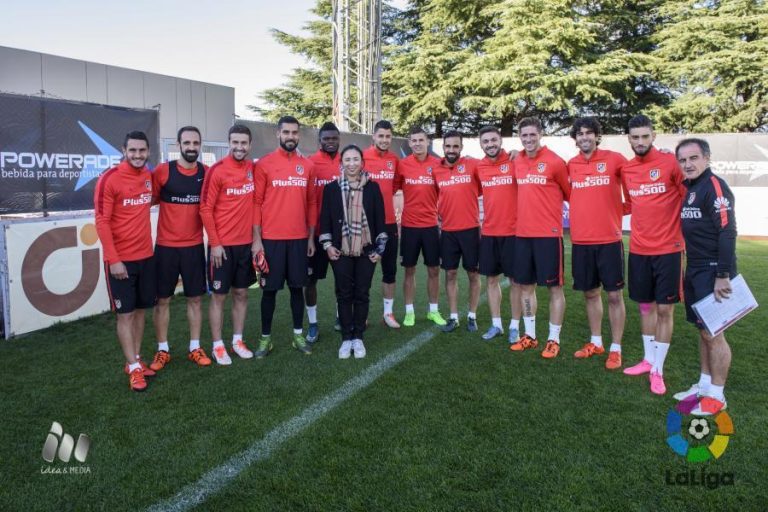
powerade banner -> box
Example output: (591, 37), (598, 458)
(0, 93), (159, 214)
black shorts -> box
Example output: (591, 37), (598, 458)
(572, 241), (625, 292)
(208, 244), (256, 294)
(479, 235), (516, 277)
(628, 252), (683, 304)
(105, 257), (156, 314)
(381, 223), (398, 284)
(155, 244), (207, 298)
(513, 237), (564, 287)
(262, 239), (308, 291)
(308, 237), (330, 282)
(440, 227), (480, 271)
(684, 265), (736, 328)
(400, 225), (440, 267)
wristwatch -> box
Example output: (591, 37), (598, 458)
(716, 272), (730, 279)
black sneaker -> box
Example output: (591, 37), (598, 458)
(441, 318), (459, 333)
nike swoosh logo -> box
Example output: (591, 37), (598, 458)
(197, 178), (204, 182)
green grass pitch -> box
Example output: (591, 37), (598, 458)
(1, 237), (766, 511)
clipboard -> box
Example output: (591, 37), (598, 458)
(691, 274), (759, 337)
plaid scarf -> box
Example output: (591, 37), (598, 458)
(339, 172), (372, 256)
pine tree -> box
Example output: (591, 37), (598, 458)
(382, 0), (496, 135)
(650, 0), (768, 132)
(248, 1), (334, 126)
(458, 0), (664, 134)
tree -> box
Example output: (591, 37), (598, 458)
(459, 0), (662, 135)
(650, 0), (768, 132)
(382, 0), (496, 136)
(248, 1), (334, 127)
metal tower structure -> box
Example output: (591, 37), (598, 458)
(331, 0), (382, 134)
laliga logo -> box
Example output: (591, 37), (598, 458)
(666, 398), (734, 462)
(21, 225), (100, 316)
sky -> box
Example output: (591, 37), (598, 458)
(1, 0), (326, 119)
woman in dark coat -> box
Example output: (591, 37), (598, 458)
(319, 144), (388, 359)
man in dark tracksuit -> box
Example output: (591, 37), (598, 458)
(674, 138), (737, 416)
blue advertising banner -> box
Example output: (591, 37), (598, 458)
(0, 93), (159, 214)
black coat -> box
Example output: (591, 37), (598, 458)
(319, 179), (388, 256)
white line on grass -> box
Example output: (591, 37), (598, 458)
(147, 328), (438, 512)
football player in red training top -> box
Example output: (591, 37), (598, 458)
(149, 126), (213, 372)
(305, 122), (341, 343)
(363, 120), (401, 328)
(393, 127), (446, 327)
(432, 130), (481, 333)
(475, 126), (527, 344)
(94, 131), (156, 391)
(199, 125), (258, 365)
(621, 115), (686, 396)
(252, 116), (317, 357)
(510, 117), (571, 359)
(567, 117), (628, 371)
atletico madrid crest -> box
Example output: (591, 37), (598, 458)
(386, 161), (394, 170)
(537, 163), (546, 173)
(596, 163), (606, 173)
(688, 192), (696, 205)
(500, 164), (509, 173)
(296, 165), (304, 175)
(650, 168), (661, 181)
(457, 164), (465, 173)
(426, 167), (432, 175)
(247, 170), (253, 180)
(145, 180), (151, 190)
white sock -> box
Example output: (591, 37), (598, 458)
(212, 340), (224, 348)
(134, 354), (141, 362)
(523, 316), (536, 338)
(232, 333), (242, 346)
(158, 341), (169, 352)
(609, 343), (622, 353)
(383, 298), (394, 315)
(306, 305), (318, 323)
(293, 328), (303, 335)
(492, 317), (503, 329)
(429, 303), (439, 313)
(698, 373), (712, 392)
(467, 311), (476, 320)
(642, 335), (655, 364)
(128, 362), (141, 372)
(652, 342), (670, 374)
(590, 335), (603, 348)
(548, 323), (561, 343)
(509, 319), (520, 332)
(405, 304), (415, 314)
(707, 384), (725, 401)
(450, 313), (459, 321)
(189, 339), (200, 351)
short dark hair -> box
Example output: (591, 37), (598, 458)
(123, 131), (149, 148)
(373, 120), (393, 133)
(177, 125), (201, 143)
(228, 124), (252, 141)
(443, 130), (462, 142)
(518, 117), (543, 133)
(676, 138), (711, 159)
(478, 125), (501, 137)
(627, 114), (653, 131)
(278, 115), (300, 129)
(319, 121), (340, 134)
(409, 126), (428, 138)
(340, 144), (364, 161)
(570, 117), (602, 140)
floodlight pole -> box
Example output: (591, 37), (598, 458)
(332, 0), (382, 133)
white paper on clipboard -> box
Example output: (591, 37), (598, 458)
(691, 274), (759, 337)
